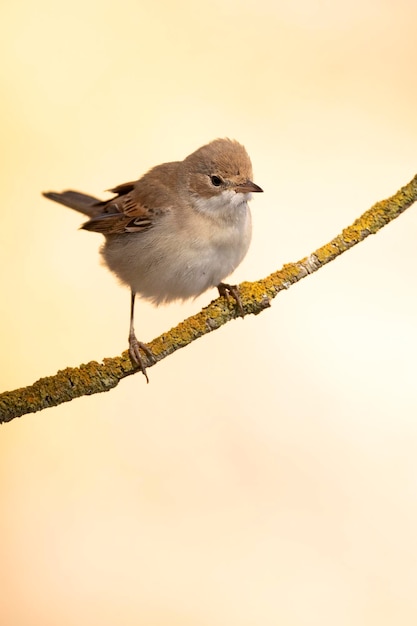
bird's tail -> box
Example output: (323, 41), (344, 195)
(42, 190), (102, 218)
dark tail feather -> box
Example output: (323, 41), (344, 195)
(42, 190), (102, 217)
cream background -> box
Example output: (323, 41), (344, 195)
(1, 0), (417, 624)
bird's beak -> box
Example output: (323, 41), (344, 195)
(235, 180), (263, 194)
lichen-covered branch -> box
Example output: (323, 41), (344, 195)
(1, 173), (417, 422)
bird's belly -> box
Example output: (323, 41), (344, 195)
(102, 216), (251, 304)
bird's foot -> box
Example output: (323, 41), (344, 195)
(217, 282), (245, 316)
(128, 334), (155, 383)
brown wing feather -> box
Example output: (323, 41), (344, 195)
(81, 161), (181, 235)
(107, 181), (136, 196)
(81, 212), (153, 234)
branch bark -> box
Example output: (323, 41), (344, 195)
(1, 173), (417, 423)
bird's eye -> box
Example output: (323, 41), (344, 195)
(210, 175), (223, 187)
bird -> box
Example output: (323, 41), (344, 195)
(43, 138), (263, 381)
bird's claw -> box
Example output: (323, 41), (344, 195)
(217, 282), (245, 316)
(128, 335), (155, 383)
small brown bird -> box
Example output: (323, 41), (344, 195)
(43, 138), (263, 381)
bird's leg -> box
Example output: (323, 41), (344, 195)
(217, 282), (245, 316)
(128, 290), (155, 383)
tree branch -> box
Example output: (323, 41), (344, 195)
(1, 173), (417, 423)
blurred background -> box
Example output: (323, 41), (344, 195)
(1, 0), (417, 624)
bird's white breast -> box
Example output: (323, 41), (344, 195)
(102, 193), (252, 304)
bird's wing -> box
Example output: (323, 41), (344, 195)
(81, 162), (180, 235)
(81, 183), (153, 234)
